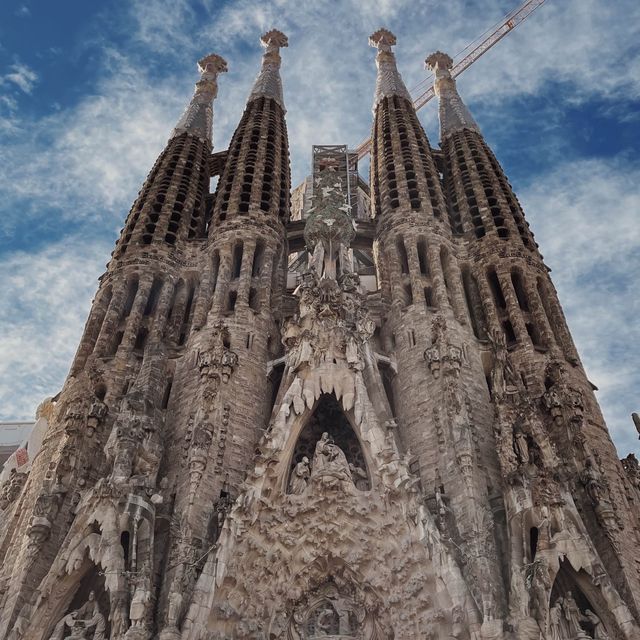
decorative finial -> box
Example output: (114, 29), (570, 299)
(425, 50), (480, 139)
(425, 51), (453, 74)
(369, 28), (397, 52)
(369, 28), (411, 111)
(261, 29), (289, 52)
(248, 29), (288, 111)
(171, 52), (228, 143)
(198, 53), (228, 76)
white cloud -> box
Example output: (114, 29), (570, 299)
(0, 237), (110, 421)
(0, 52), (187, 231)
(1, 61), (38, 94)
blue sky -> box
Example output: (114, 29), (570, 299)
(0, 0), (639, 456)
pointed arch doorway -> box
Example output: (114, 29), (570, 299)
(287, 393), (370, 492)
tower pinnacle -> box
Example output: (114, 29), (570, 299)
(247, 29), (288, 111)
(369, 28), (412, 111)
(172, 53), (228, 143)
(425, 51), (480, 139)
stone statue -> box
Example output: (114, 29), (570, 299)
(49, 591), (106, 640)
(315, 605), (339, 635)
(513, 426), (530, 465)
(289, 457), (310, 494)
(86, 399), (108, 435)
(581, 458), (605, 506)
(349, 463), (369, 490)
(549, 600), (565, 640)
(562, 591), (585, 637)
(584, 609), (608, 639)
(529, 560), (551, 630)
(311, 432), (352, 483)
(129, 575), (152, 630)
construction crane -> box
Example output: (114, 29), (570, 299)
(355, 0), (547, 159)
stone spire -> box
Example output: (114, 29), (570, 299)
(247, 29), (288, 111)
(425, 51), (480, 139)
(369, 28), (412, 111)
(172, 53), (228, 143)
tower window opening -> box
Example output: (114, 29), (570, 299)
(120, 531), (130, 565)
(526, 322), (542, 348)
(252, 242), (264, 277)
(402, 283), (413, 307)
(108, 330), (124, 356)
(424, 287), (434, 308)
(122, 277), (139, 319)
(227, 290), (237, 314)
(462, 267), (487, 340)
(440, 247), (456, 310)
(232, 242), (243, 279)
(178, 283), (196, 346)
(162, 376), (173, 409)
(211, 251), (220, 297)
(488, 270), (507, 309)
(511, 271), (530, 311)
(143, 277), (162, 316)
(503, 320), (517, 347)
(417, 240), (430, 276)
(248, 287), (260, 312)
(396, 238), (409, 275)
(530, 527), (539, 560)
(134, 327), (148, 352)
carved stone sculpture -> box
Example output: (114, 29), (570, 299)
(584, 609), (609, 639)
(311, 432), (353, 484)
(349, 463), (369, 491)
(581, 458), (605, 506)
(290, 457), (311, 495)
(0, 469), (27, 510)
(513, 426), (530, 466)
(48, 591), (106, 640)
(562, 591), (585, 637)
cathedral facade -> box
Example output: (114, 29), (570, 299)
(1, 27), (639, 640)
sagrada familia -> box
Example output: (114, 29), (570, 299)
(1, 27), (640, 640)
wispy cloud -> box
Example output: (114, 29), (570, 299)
(14, 4), (30, 18)
(1, 61), (38, 94)
(0, 237), (110, 421)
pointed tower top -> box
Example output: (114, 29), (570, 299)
(172, 53), (228, 143)
(425, 50), (480, 139)
(369, 28), (412, 111)
(247, 29), (288, 111)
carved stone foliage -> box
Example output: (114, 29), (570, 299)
(105, 390), (161, 490)
(285, 270), (373, 374)
(197, 322), (238, 386)
(424, 315), (462, 382)
(621, 454), (640, 492)
(28, 476), (67, 547)
(486, 328), (521, 404)
(0, 469), (27, 511)
(542, 361), (587, 453)
(203, 481), (462, 640)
